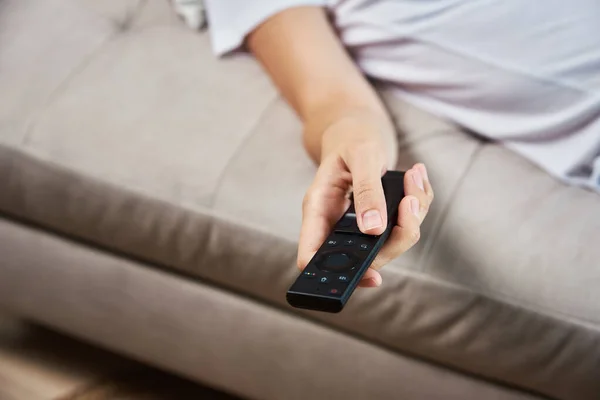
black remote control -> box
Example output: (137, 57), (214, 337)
(286, 170), (405, 313)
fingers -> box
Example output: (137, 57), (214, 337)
(344, 143), (388, 235)
(357, 268), (382, 288)
(298, 160), (434, 294)
(368, 194), (421, 271)
(357, 163), (433, 286)
(404, 163), (434, 223)
(296, 160), (352, 270)
(296, 195), (331, 271)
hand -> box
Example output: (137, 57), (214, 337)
(297, 115), (434, 287)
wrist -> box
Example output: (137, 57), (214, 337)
(303, 106), (390, 158)
(318, 108), (397, 167)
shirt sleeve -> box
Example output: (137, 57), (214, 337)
(204, 0), (327, 56)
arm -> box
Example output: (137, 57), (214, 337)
(246, 6), (433, 286)
(247, 6), (396, 164)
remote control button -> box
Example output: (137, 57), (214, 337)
(359, 243), (370, 251)
(338, 275), (349, 282)
(302, 271), (317, 279)
(335, 209), (360, 233)
(316, 252), (356, 273)
(319, 276), (329, 284)
(326, 239), (338, 247)
(343, 239), (355, 246)
(329, 288), (340, 295)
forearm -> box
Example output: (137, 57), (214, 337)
(246, 6), (396, 164)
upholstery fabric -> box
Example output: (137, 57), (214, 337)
(1, 0), (599, 399)
(0, 217), (544, 400)
(0, 0), (115, 145)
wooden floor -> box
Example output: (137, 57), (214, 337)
(0, 313), (139, 399)
(0, 313), (241, 400)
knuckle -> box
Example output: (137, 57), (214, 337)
(302, 187), (318, 212)
(420, 198), (431, 213)
(353, 183), (377, 205)
(301, 192), (311, 211)
(347, 138), (377, 153)
(345, 140), (381, 164)
(371, 254), (389, 270)
(409, 228), (421, 244)
(296, 257), (306, 270)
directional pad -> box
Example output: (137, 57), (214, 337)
(316, 251), (356, 273)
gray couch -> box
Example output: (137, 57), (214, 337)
(1, 1), (599, 399)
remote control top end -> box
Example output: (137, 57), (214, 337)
(286, 170), (405, 313)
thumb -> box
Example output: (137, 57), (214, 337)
(347, 153), (387, 235)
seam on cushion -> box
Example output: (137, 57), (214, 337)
(127, 0), (177, 29)
(412, 140), (484, 271)
(207, 95), (281, 208)
(20, 16), (185, 149)
(404, 142), (600, 329)
(395, 127), (466, 153)
(0, 214), (555, 400)
(122, 0), (149, 30)
(123, 0), (157, 30)
(392, 128), (478, 272)
(21, 35), (121, 147)
(73, 0), (146, 29)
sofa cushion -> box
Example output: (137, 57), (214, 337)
(1, 1), (599, 399)
(0, 218), (543, 400)
(423, 144), (600, 323)
(0, 0), (116, 146)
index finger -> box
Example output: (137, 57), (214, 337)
(297, 167), (351, 270)
(344, 142), (388, 235)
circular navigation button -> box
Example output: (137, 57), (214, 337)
(316, 251), (356, 273)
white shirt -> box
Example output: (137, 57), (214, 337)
(204, 0), (600, 191)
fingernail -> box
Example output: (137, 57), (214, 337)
(362, 209), (383, 231)
(410, 197), (420, 215)
(418, 164), (429, 181)
(363, 278), (380, 287)
(413, 169), (424, 190)
(369, 278), (381, 287)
